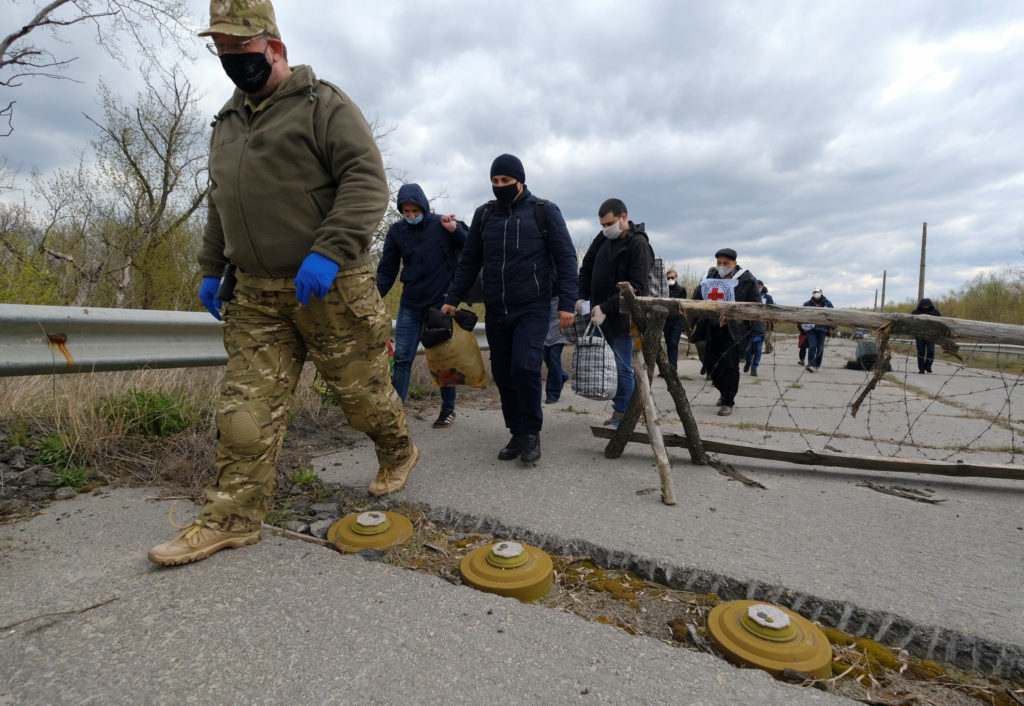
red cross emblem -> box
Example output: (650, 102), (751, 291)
(708, 287), (726, 301)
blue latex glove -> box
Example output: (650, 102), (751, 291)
(294, 252), (339, 305)
(198, 276), (222, 320)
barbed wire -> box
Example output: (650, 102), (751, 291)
(628, 333), (1023, 466)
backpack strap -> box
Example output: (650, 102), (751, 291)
(468, 200), (496, 243)
(534, 199), (549, 237)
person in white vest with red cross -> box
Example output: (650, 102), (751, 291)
(689, 248), (761, 416)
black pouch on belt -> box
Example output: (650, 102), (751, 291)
(217, 263), (237, 302)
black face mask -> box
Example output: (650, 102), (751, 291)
(492, 183), (520, 206)
(220, 51), (272, 94)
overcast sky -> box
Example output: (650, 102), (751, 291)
(2, 0), (1023, 308)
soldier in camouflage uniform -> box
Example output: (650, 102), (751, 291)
(149, 0), (419, 566)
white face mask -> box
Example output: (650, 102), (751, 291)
(716, 265), (733, 278)
(666, 278), (676, 286)
(602, 219), (624, 239)
(812, 293), (822, 300)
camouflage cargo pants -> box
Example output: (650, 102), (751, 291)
(198, 264), (413, 532)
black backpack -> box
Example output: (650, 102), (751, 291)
(846, 340), (880, 371)
(457, 199), (551, 304)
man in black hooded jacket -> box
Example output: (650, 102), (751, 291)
(911, 298), (942, 373)
(577, 198), (654, 427)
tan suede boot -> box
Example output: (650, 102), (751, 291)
(148, 521), (261, 566)
(368, 445), (421, 496)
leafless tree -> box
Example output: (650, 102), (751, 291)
(29, 63), (208, 307)
(1, 0), (193, 133)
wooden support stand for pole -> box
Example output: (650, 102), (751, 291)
(590, 427), (1024, 481)
(602, 284), (722, 505)
(632, 348), (676, 505)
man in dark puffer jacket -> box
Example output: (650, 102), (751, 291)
(442, 154), (578, 466)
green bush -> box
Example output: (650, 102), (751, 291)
(34, 431), (77, 469)
(53, 466), (90, 489)
(96, 389), (200, 436)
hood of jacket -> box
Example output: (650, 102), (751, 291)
(396, 183), (430, 214)
(217, 63), (321, 118)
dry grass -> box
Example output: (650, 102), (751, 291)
(0, 364), (362, 500)
(1, 353), (479, 503)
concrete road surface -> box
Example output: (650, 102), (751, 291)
(0, 489), (846, 705)
(313, 337), (1023, 679)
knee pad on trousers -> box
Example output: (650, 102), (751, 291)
(218, 404), (274, 457)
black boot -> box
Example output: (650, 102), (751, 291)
(520, 434), (541, 464)
(743, 361), (750, 373)
(497, 434), (524, 461)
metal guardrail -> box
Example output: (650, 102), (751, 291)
(0, 303), (489, 377)
(2, 304), (1020, 377)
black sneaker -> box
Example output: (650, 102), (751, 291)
(750, 368), (758, 376)
(743, 362), (751, 373)
(432, 408), (456, 429)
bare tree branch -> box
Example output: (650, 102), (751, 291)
(1, 0), (193, 133)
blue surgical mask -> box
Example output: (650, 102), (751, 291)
(404, 214), (424, 225)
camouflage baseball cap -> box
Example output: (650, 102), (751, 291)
(197, 0), (280, 38)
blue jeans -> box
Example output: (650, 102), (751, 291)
(392, 306), (456, 409)
(544, 343), (569, 401)
(663, 318), (683, 368)
(744, 338), (763, 370)
(806, 329), (826, 368)
(601, 326), (635, 414)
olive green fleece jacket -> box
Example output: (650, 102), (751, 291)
(199, 65), (388, 279)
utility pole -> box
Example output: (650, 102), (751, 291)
(918, 222), (927, 302)
(873, 289), (878, 311)
(880, 270), (887, 313)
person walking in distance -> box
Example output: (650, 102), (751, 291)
(743, 279), (773, 376)
(802, 287), (834, 372)
(911, 297), (942, 373)
(662, 268), (687, 371)
(690, 248), (760, 416)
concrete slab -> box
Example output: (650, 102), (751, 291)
(0, 489), (846, 705)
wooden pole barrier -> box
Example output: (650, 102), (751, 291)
(637, 298), (1024, 346)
